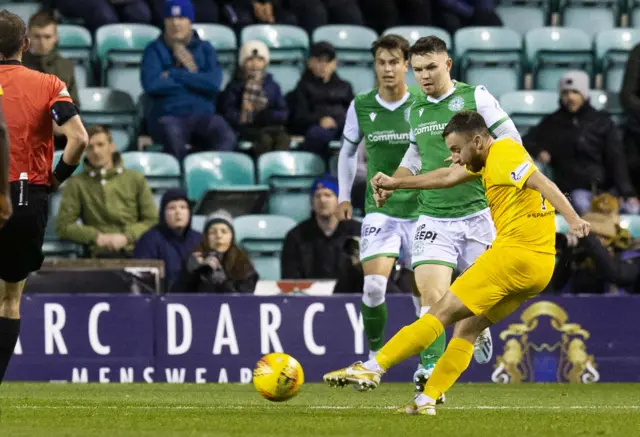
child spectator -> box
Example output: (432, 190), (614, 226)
(220, 40), (289, 157)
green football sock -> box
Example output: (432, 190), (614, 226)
(421, 330), (446, 368)
(361, 302), (388, 352)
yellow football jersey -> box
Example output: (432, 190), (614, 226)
(0, 84), (3, 96)
(471, 137), (556, 254)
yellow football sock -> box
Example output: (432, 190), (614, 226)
(424, 337), (474, 401)
(376, 314), (444, 371)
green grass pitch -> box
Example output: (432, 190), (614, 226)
(1, 383), (639, 436)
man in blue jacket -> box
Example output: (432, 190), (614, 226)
(133, 189), (203, 291)
(141, 0), (236, 161)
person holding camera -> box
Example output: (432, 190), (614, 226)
(174, 210), (258, 293)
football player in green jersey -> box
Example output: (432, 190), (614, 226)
(336, 34), (428, 386)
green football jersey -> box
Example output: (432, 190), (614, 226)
(343, 87), (422, 219)
(408, 82), (512, 218)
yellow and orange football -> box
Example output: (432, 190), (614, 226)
(253, 353), (304, 402)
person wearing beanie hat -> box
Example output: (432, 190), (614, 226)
(219, 40), (289, 157)
(523, 71), (639, 215)
(133, 188), (202, 290)
(141, 0), (237, 161)
(281, 174), (361, 281)
(175, 209), (258, 293)
(288, 40), (353, 159)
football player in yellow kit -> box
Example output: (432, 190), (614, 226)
(323, 110), (590, 415)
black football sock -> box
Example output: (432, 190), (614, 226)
(0, 317), (20, 384)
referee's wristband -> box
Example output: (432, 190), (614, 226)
(53, 158), (78, 184)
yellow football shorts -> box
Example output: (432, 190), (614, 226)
(450, 246), (555, 323)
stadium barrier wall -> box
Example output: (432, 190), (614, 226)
(6, 294), (638, 384)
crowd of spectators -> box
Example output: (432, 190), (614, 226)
(17, 0), (640, 295)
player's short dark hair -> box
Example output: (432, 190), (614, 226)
(0, 10), (27, 59)
(87, 125), (113, 142)
(409, 36), (448, 58)
(442, 111), (490, 139)
(28, 11), (57, 30)
(371, 34), (410, 61)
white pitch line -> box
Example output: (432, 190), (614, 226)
(5, 405), (640, 411)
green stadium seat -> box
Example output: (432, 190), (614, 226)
(184, 151), (256, 201)
(312, 25), (378, 62)
(58, 25), (93, 89)
(95, 24), (161, 101)
(589, 90), (623, 124)
(43, 193), (83, 258)
(258, 151), (326, 222)
(595, 29), (640, 92)
(241, 24), (309, 60)
(233, 214), (297, 280)
(191, 214), (206, 233)
(620, 214), (640, 238)
(555, 214), (569, 233)
(383, 26), (452, 47)
(340, 65), (376, 94)
(454, 27), (523, 98)
(560, 0), (617, 38)
(79, 88), (136, 152)
(121, 152), (181, 191)
(525, 27), (593, 90)
(193, 23), (237, 87)
(3, 2), (40, 23)
(499, 90), (558, 134)
(496, 3), (547, 36)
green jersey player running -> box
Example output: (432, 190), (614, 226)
(338, 34), (456, 400)
(336, 35), (423, 370)
(394, 35), (522, 393)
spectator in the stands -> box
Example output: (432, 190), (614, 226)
(23, 12), (80, 151)
(621, 43), (640, 194)
(286, 0), (364, 33)
(524, 71), (640, 215)
(55, 0), (152, 33)
(288, 42), (353, 159)
(133, 189), (202, 290)
(23, 12), (79, 105)
(436, 0), (502, 35)
(359, 0), (434, 34)
(552, 194), (640, 294)
(175, 210), (259, 293)
(220, 40), (289, 157)
(141, 0), (236, 161)
(56, 126), (158, 258)
(220, 0), (296, 30)
(281, 175), (361, 281)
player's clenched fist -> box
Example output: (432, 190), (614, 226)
(0, 191), (12, 230)
(568, 218), (590, 238)
(371, 172), (398, 191)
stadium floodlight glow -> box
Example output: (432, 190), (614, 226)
(481, 31), (490, 41)
(339, 30), (348, 40)
(410, 31), (420, 41)
(551, 31), (559, 41)
(623, 32), (631, 42)
(124, 29), (132, 40)
(525, 95), (534, 105)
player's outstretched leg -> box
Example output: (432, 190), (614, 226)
(412, 265), (451, 397)
(324, 291), (472, 391)
(0, 280), (25, 384)
(399, 315), (492, 416)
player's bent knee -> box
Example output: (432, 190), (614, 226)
(362, 274), (387, 307)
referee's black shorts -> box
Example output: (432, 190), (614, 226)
(0, 183), (49, 282)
